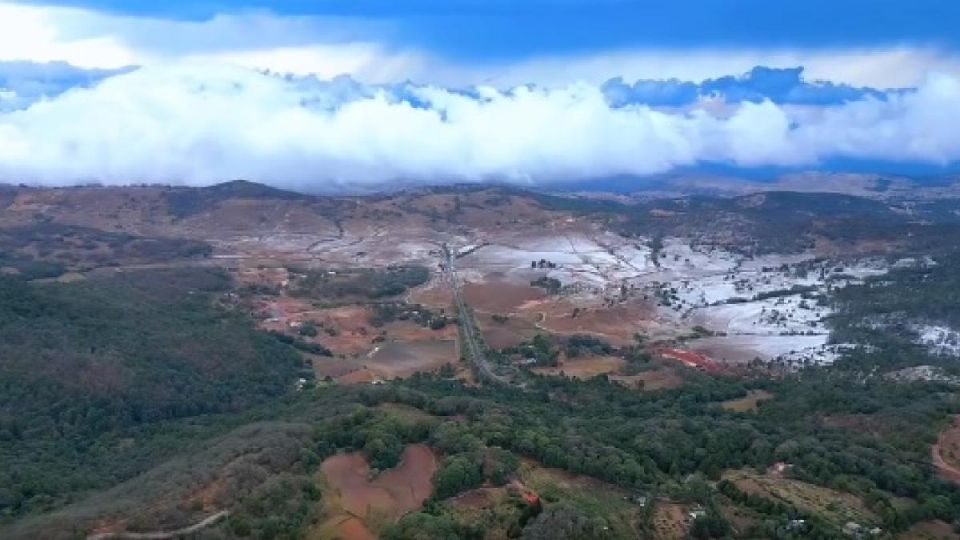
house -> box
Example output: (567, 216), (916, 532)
(786, 519), (807, 533)
(771, 461), (793, 475)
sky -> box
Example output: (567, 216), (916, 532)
(0, 0), (958, 189)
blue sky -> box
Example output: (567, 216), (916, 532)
(0, 0), (958, 187)
(14, 0), (960, 61)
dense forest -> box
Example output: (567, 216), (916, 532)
(8, 355), (960, 537)
(0, 268), (306, 518)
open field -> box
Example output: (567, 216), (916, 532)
(462, 280), (545, 313)
(723, 469), (877, 527)
(653, 503), (691, 540)
(407, 278), (454, 308)
(720, 389), (774, 412)
(329, 340), (457, 383)
(532, 355), (625, 379)
(364, 340), (457, 378)
(532, 298), (653, 345)
(610, 368), (686, 391)
(477, 312), (541, 349)
(518, 461), (642, 538)
(314, 444), (438, 538)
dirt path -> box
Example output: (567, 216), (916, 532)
(86, 511), (229, 540)
(932, 416), (960, 484)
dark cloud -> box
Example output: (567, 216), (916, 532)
(0, 61), (133, 110)
(602, 66), (899, 108)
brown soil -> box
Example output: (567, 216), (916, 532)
(610, 368), (685, 391)
(337, 368), (379, 384)
(932, 416), (960, 485)
(311, 356), (364, 380)
(527, 298), (653, 346)
(361, 340), (456, 380)
(408, 280), (454, 309)
(183, 478), (227, 513)
(719, 500), (760, 538)
(653, 503), (690, 540)
(381, 319), (458, 342)
(317, 516), (377, 540)
(898, 520), (959, 540)
(463, 281), (545, 313)
(317, 444), (438, 537)
(304, 306), (375, 356)
(533, 355), (625, 379)
(477, 313), (540, 349)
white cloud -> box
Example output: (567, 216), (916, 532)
(0, 2), (399, 76)
(0, 64), (958, 189)
(0, 3), (137, 68)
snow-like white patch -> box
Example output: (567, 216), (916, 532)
(887, 365), (960, 384)
(915, 324), (960, 356)
(452, 233), (893, 366)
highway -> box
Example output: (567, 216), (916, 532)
(442, 246), (510, 385)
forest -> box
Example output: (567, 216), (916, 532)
(0, 268), (306, 518)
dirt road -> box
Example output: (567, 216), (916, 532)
(86, 511), (230, 540)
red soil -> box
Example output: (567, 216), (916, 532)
(463, 281), (545, 313)
(932, 416), (960, 485)
(658, 348), (725, 374)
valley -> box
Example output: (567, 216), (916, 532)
(3, 178), (960, 539)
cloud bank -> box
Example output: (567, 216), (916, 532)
(0, 64), (958, 190)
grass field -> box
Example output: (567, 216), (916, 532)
(720, 389), (774, 412)
(723, 469), (877, 527)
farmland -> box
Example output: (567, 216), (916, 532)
(4, 182), (960, 538)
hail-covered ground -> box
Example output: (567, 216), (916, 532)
(454, 228), (893, 367)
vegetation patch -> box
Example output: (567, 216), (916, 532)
(720, 389), (774, 412)
(0, 268), (305, 519)
(722, 469), (877, 527)
(291, 265), (430, 301)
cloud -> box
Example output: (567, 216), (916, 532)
(603, 66), (896, 108)
(0, 60), (132, 111)
(0, 64), (958, 189)
(0, 2), (404, 76)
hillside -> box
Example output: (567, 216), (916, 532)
(2, 181), (960, 539)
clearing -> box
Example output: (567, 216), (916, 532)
(313, 444), (438, 539)
(720, 390), (774, 412)
(932, 416), (960, 485)
(723, 469), (877, 527)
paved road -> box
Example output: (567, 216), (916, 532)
(442, 247), (510, 385)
